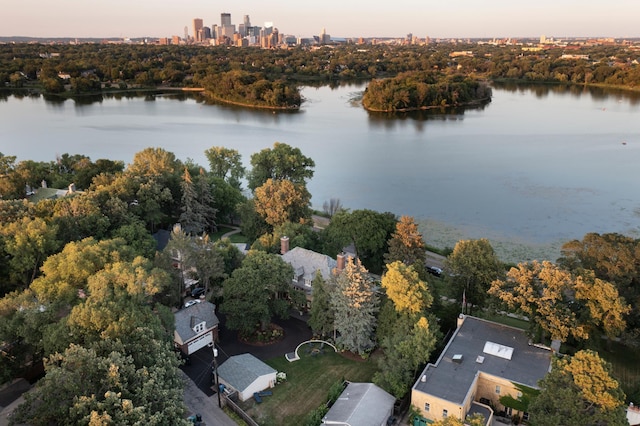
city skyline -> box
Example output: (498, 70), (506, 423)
(2, 0), (639, 40)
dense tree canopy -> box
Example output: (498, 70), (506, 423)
(247, 142), (315, 191)
(529, 350), (627, 426)
(489, 260), (630, 342)
(222, 250), (301, 337)
(445, 238), (504, 314)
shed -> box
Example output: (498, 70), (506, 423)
(322, 382), (396, 426)
(217, 354), (277, 402)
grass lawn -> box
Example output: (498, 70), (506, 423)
(475, 311), (529, 330)
(238, 350), (380, 426)
(589, 340), (640, 403)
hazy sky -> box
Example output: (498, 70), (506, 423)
(3, 0), (638, 39)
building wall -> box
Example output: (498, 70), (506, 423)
(239, 372), (277, 401)
(476, 373), (521, 409)
(411, 389), (465, 423)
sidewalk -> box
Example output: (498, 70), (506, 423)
(182, 370), (236, 426)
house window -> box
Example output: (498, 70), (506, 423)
(194, 323), (205, 333)
(304, 278), (312, 287)
(424, 402), (430, 412)
(442, 409), (448, 418)
(523, 412), (530, 421)
(495, 385), (501, 394)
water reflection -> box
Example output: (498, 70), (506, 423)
(492, 81), (640, 104)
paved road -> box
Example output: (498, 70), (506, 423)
(182, 371), (236, 426)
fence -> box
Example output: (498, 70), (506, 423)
(223, 395), (260, 426)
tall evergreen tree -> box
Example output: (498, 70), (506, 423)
(179, 168), (205, 235)
(330, 257), (378, 355)
(309, 272), (333, 338)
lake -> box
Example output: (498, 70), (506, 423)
(1, 83), (639, 262)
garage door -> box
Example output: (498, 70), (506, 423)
(187, 332), (213, 355)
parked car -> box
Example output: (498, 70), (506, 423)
(191, 287), (206, 298)
(184, 299), (201, 308)
(426, 266), (443, 277)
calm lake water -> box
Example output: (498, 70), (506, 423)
(1, 83), (639, 262)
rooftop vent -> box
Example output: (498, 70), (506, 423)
(452, 354), (463, 363)
(421, 375), (426, 382)
(476, 355), (485, 364)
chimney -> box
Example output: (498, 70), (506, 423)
(280, 236), (289, 254)
(457, 313), (465, 329)
(336, 253), (346, 273)
(68, 183), (76, 193)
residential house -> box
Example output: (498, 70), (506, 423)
(411, 315), (552, 425)
(174, 301), (219, 355)
(322, 382), (396, 426)
(279, 236), (345, 304)
(217, 353), (277, 402)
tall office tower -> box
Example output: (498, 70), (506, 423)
(184, 26), (189, 41)
(193, 18), (203, 42)
(239, 24), (246, 37)
(203, 27), (211, 40)
(244, 15), (251, 28)
(221, 13), (231, 27)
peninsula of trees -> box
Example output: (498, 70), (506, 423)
(201, 70), (301, 109)
(362, 71), (492, 111)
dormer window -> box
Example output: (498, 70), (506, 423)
(193, 322), (205, 333)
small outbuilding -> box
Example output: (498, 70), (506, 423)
(322, 382), (396, 426)
(174, 301), (219, 355)
(217, 354), (277, 402)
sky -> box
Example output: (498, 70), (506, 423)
(2, 0), (639, 39)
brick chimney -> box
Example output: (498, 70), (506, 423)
(336, 252), (346, 273)
(280, 236), (290, 254)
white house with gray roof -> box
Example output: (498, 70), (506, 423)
(217, 353), (277, 401)
(174, 301), (219, 355)
(411, 315), (552, 425)
(322, 382), (395, 426)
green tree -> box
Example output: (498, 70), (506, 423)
(221, 251), (299, 337)
(445, 239), (504, 314)
(204, 146), (245, 189)
(247, 142), (315, 191)
(324, 209), (397, 274)
(529, 350), (627, 426)
(308, 272), (333, 338)
(330, 257), (378, 355)
(1, 217), (59, 285)
(179, 168), (205, 235)
(30, 237), (136, 304)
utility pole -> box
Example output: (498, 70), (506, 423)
(213, 346), (221, 408)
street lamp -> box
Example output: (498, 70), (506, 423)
(213, 346), (221, 408)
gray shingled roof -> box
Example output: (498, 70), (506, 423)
(413, 316), (552, 405)
(281, 246), (337, 281)
(174, 301), (219, 343)
(323, 382), (395, 425)
(217, 353), (277, 392)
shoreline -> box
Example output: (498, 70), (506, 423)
(414, 217), (565, 265)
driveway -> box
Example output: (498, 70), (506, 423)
(181, 314), (313, 396)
